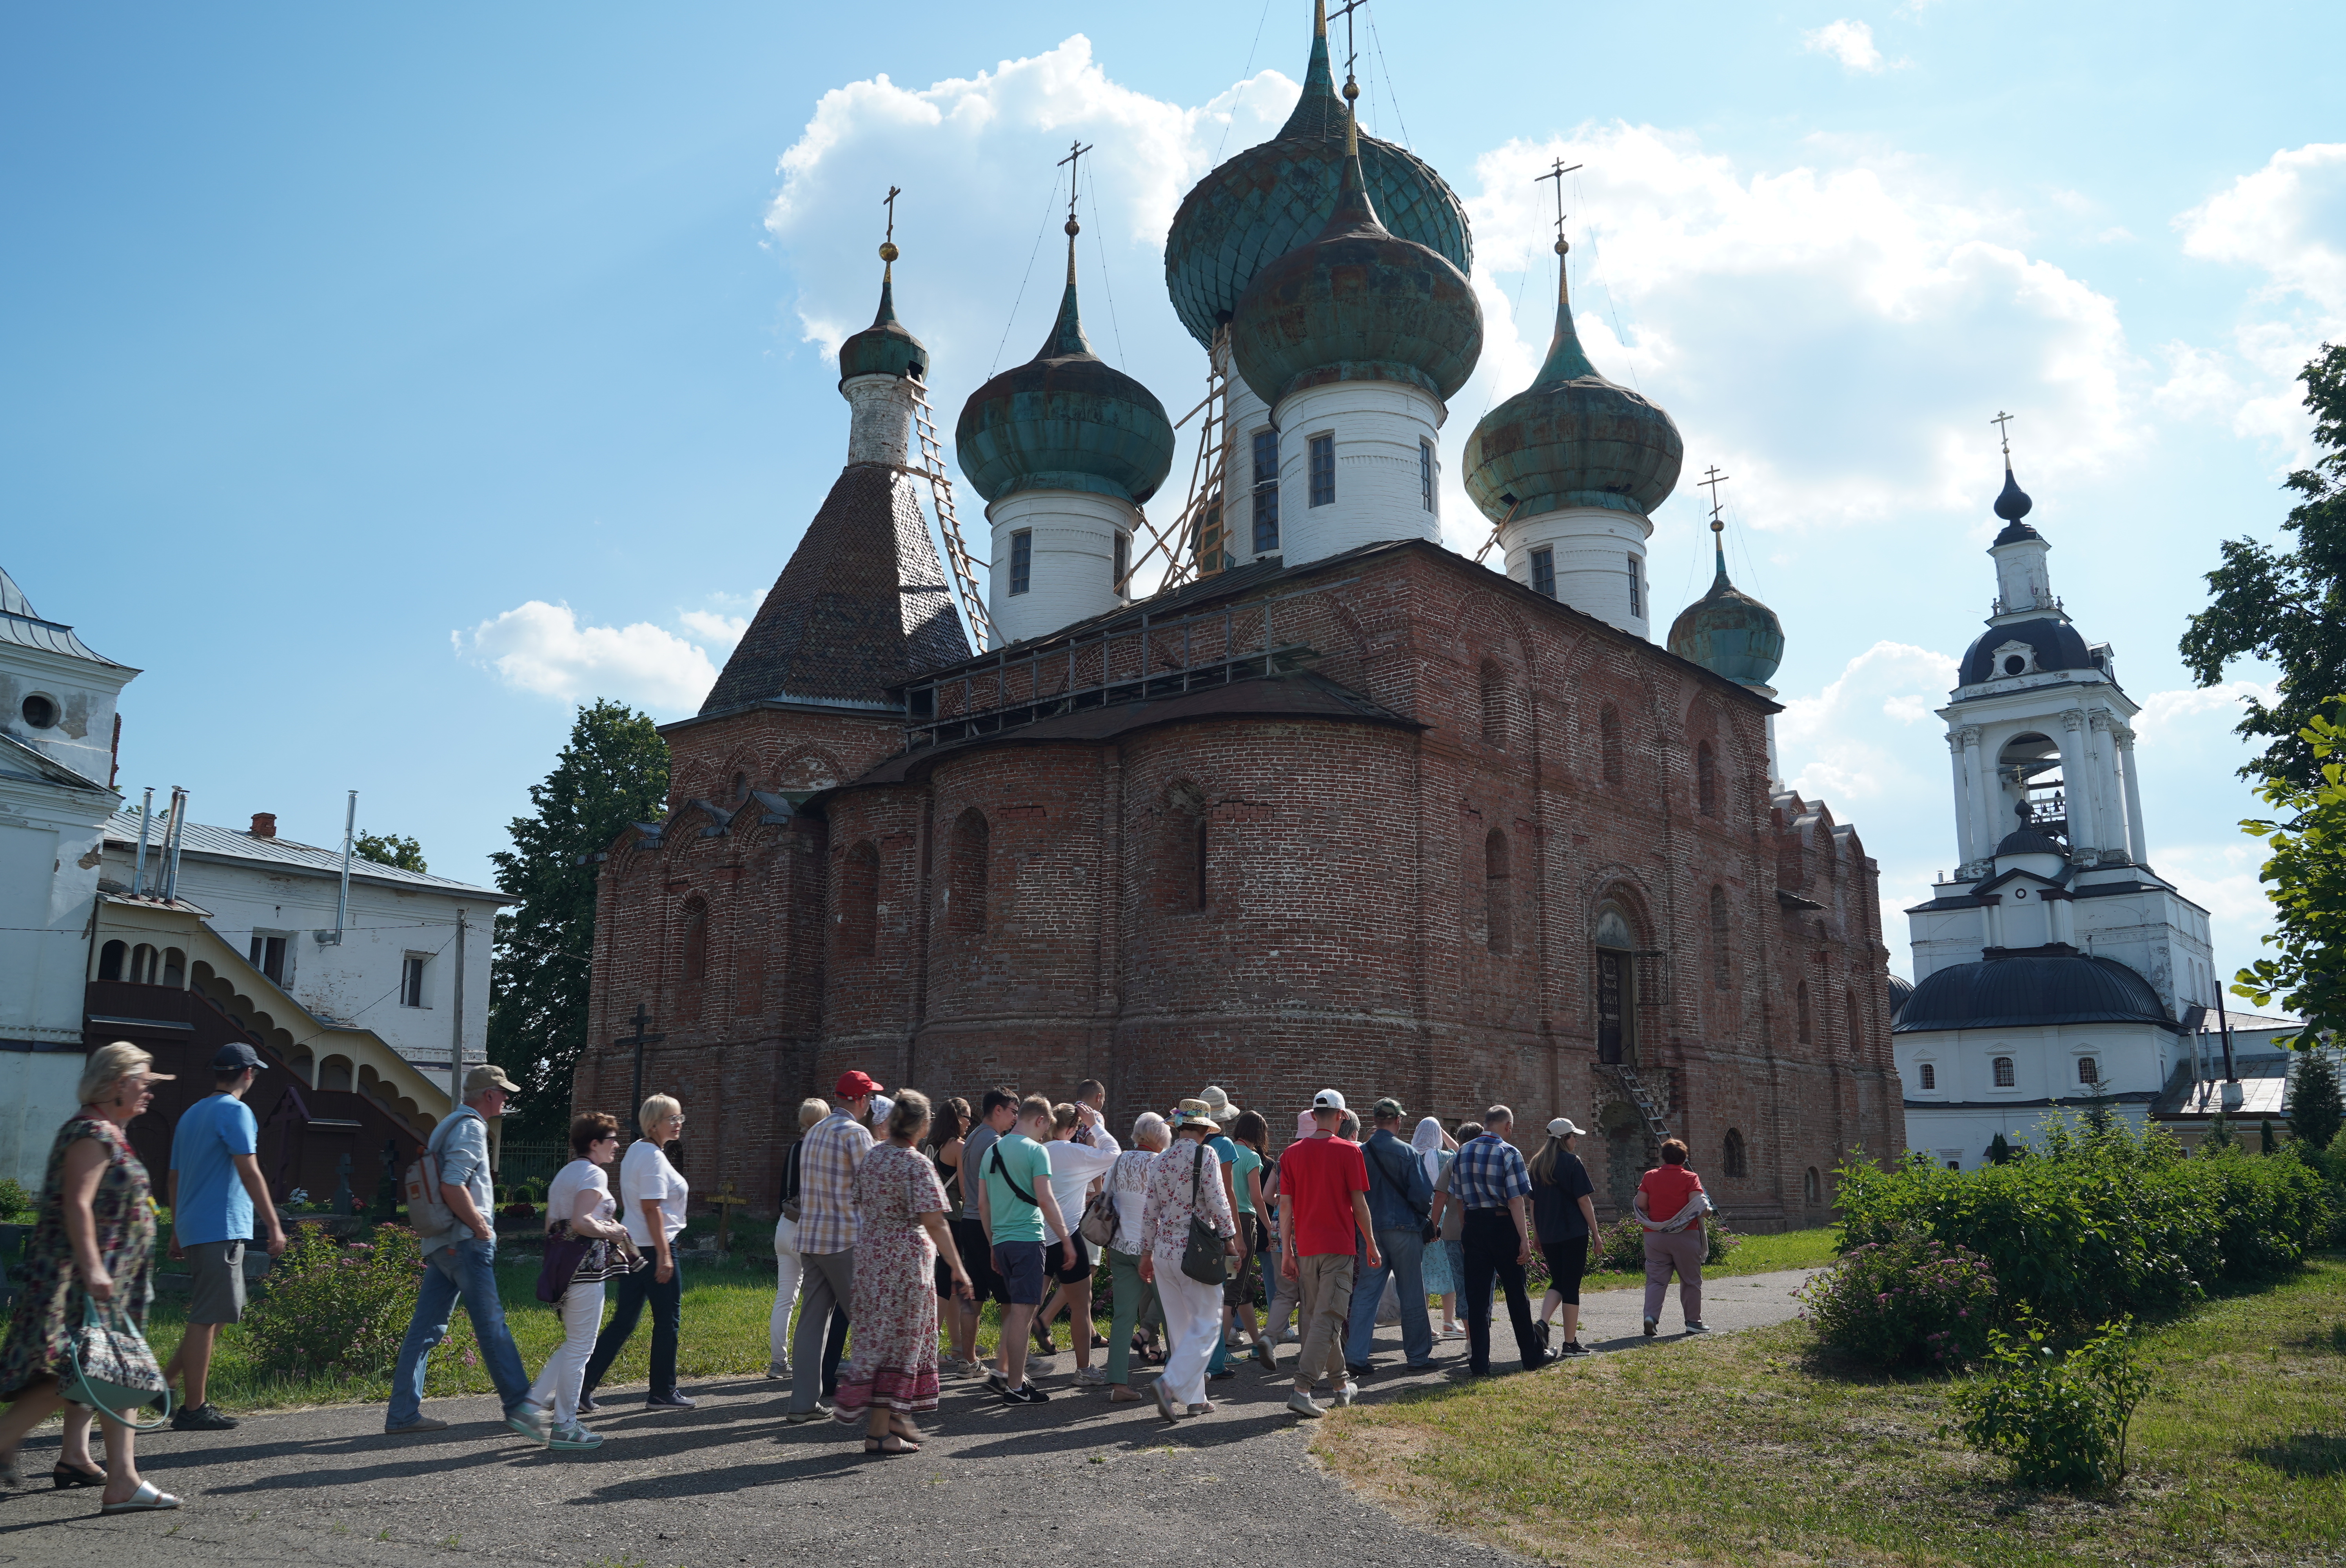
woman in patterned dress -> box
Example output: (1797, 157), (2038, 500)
(832, 1090), (972, 1455)
(0, 1042), (179, 1513)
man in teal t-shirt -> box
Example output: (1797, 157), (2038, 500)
(976, 1095), (1070, 1405)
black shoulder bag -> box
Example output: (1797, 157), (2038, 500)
(1369, 1139), (1439, 1244)
(1180, 1143), (1230, 1286)
(990, 1144), (1040, 1209)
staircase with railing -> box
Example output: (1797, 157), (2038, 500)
(1601, 1062), (1672, 1143)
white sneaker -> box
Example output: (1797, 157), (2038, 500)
(547, 1420), (603, 1452)
(766, 1361), (790, 1380)
(1335, 1380), (1359, 1407)
(504, 1400), (552, 1445)
(1286, 1390), (1327, 1419)
(1075, 1366), (1108, 1386)
(1187, 1401), (1215, 1417)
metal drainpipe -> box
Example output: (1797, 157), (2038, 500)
(448, 907), (467, 1107)
(160, 787), (187, 904)
(131, 787), (154, 897)
(332, 789), (356, 944)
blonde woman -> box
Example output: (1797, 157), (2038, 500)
(580, 1095), (692, 1410)
(0, 1042), (178, 1512)
(769, 1098), (829, 1380)
(527, 1112), (639, 1449)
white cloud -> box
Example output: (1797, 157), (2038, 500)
(1803, 20), (1888, 74)
(454, 602), (730, 713)
(1777, 641), (1961, 803)
(2132, 679), (2277, 744)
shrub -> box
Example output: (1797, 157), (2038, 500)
(245, 1223), (439, 1377)
(0, 1178), (32, 1222)
(1798, 1234), (1996, 1369)
(2292, 1047), (2344, 1153)
(1948, 1317), (2151, 1492)
(1837, 1117), (2329, 1325)
(1591, 1214), (1737, 1272)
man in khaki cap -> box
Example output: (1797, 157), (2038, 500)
(384, 1062), (551, 1443)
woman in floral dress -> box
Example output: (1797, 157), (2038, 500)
(833, 1090), (971, 1455)
(0, 1042), (178, 1514)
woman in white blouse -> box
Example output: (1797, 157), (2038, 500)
(1102, 1113), (1167, 1404)
(525, 1112), (637, 1450)
(1031, 1102), (1121, 1385)
(1138, 1100), (1238, 1420)
(579, 1095), (692, 1411)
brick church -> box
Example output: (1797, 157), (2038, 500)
(576, 7), (1905, 1229)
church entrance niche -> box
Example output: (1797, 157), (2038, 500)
(1594, 904), (1637, 1066)
(1996, 733), (2066, 842)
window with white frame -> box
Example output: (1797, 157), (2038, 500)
(248, 933), (288, 985)
(1918, 1062), (1936, 1091)
(1008, 530), (1032, 595)
(1627, 553), (1643, 617)
(1530, 546), (1556, 599)
(2077, 1055), (2099, 1086)
(401, 955), (429, 1008)
(1420, 438), (1435, 512)
(1308, 433), (1335, 506)
(1992, 1055), (2016, 1088)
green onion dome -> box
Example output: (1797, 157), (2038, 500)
(1163, 4), (1470, 350)
(1463, 245), (1682, 521)
(955, 236), (1176, 507)
(836, 245), (928, 385)
(1668, 532), (1785, 686)
(1226, 114), (1482, 410)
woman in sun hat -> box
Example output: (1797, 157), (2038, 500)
(1137, 1099), (1237, 1420)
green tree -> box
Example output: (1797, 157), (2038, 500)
(2177, 340), (2346, 784)
(486, 700), (668, 1142)
(2235, 701), (2346, 1048)
(2181, 343), (2346, 790)
(2290, 1045), (2344, 1152)
(352, 831), (427, 873)
(1986, 1132), (2015, 1165)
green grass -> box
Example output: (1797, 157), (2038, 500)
(1567, 1224), (1841, 1294)
(1314, 1252), (2346, 1568)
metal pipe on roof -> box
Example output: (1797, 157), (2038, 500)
(159, 787), (187, 904)
(334, 789), (356, 944)
(131, 787), (154, 897)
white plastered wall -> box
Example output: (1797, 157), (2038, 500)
(986, 489), (1135, 646)
(1269, 379), (1444, 567)
(1502, 505), (1653, 640)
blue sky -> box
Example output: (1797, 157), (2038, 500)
(5, 2), (2341, 986)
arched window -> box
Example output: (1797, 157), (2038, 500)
(841, 841), (879, 959)
(1484, 828), (1512, 954)
(1796, 980), (1812, 1045)
(162, 947), (185, 988)
(1599, 702), (1623, 785)
(1918, 1062), (1937, 1091)
(1723, 1129), (1748, 1179)
(98, 940), (126, 982)
(1479, 661), (1509, 749)
(1993, 1055), (2016, 1088)
(1594, 904), (1636, 1064)
(1194, 817), (1211, 910)
(731, 770), (746, 802)
(678, 898), (708, 1020)
(1697, 740), (1718, 817)
(949, 808), (990, 937)
(1846, 991), (1863, 1063)
(1803, 1167), (1822, 1204)
(1709, 886), (1730, 991)
(131, 944), (157, 985)
(2077, 1055), (2099, 1086)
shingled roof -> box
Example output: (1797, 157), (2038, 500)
(701, 463), (970, 715)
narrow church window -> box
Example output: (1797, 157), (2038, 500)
(1723, 1129), (1748, 1178)
(1251, 429), (1280, 553)
(1308, 433), (1335, 506)
(731, 771), (746, 802)
(1804, 1167), (1822, 1204)
(1594, 904), (1635, 1064)
(1113, 531), (1130, 595)
(1993, 1055), (2016, 1088)
(1195, 817), (1211, 910)
(1796, 980), (1812, 1045)
(1484, 829), (1512, 954)
(949, 809), (990, 937)
(679, 901), (708, 984)
(1627, 553), (1643, 618)
(841, 842), (879, 959)
(1530, 547), (1556, 599)
(2077, 1056), (2099, 1086)
(1009, 531), (1032, 596)
(1918, 1062), (1936, 1090)
(1420, 438), (1436, 512)
(1697, 741), (1718, 817)
(1847, 991), (1863, 1063)
(1478, 661), (1508, 748)
(1709, 886), (1729, 991)
(401, 955), (427, 1007)
(1599, 702), (1623, 785)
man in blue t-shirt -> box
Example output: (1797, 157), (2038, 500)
(164, 1043), (286, 1431)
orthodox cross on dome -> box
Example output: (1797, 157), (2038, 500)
(880, 184), (901, 273)
(1536, 157), (1584, 252)
(1699, 465), (1731, 535)
(1992, 409), (2015, 463)
(1329, 0), (1367, 92)
(1057, 140), (1094, 280)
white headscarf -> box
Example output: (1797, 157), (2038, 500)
(1412, 1116), (1445, 1185)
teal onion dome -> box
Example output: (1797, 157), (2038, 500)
(1668, 534), (1785, 685)
(837, 252), (927, 385)
(1163, 4), (1470, 350)
(955, 240), (1176, 507)
(1227, 118), (1482, 410)
(1464, 245), (1682, 521)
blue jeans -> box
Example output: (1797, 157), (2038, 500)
(386, 1237), (534, 1428)
(1345, 1226), (1432, 1367)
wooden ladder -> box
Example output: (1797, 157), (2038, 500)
(1119, 327), (1231, 599)
(1606, 1063), (1672, 1142)
(908, 378), (994, 652)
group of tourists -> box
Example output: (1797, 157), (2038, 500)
(0, 1044), (1717, 1509)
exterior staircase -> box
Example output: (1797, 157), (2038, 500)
(1602, 1062), (1672, 1143)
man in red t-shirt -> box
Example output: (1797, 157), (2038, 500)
(1276, 1089), (1380, 1419)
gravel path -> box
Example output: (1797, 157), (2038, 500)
(0, 1268), (1819, 1565)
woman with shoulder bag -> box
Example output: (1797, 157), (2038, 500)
(1136, 1100), (1237, 1421)
(526, 1113), (641, 1450)
(768, 1098), (827, 1381)
(0, 1043), (177, 1513)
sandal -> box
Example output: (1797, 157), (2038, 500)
(101, 1480), (181, 1514)
(862, 1434), (919, 1456)
(52, 1462), (105, 1490)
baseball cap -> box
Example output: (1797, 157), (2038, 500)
(1311, 1088), (1347, 1111)
(835, 1069), (884, 1098)
(1370, 1096), (1405, 1121)
(1548, 1117), (1588, 1138)
(210, 1042), (264, 1073)
(465, 1063), (520, 1097)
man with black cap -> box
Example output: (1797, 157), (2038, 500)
(162, 1042), (286, 1431)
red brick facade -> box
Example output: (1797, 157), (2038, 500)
(579, 539), (1903, 1230)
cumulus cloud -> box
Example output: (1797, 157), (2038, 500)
(454, 600), (756, 713)
(1803, 20), (1887, 73)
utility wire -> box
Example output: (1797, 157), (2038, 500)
(1366, 9), (1413, 151)
(1085, 165), (1129, 371)
(1213, 0), (1280, 165)
(989, 172), (1063, 379)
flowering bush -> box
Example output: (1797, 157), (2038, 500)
(1798, 1233), (1997, 1369)
(245, 1223), (437, 1377)
(1590, 1213), (1740, 1272)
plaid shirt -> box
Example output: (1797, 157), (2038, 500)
(796, 1112), (873, 1254)
(1450, 1133), (1532, 1212)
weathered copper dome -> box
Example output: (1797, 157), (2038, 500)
(1226, 121), (1482, 410)
(1668, 535), (1785, 686)
(836, 256), (927, 386)
(1464, 247), (1682, 522)
(1163, 4), (1469, 351)
(955, 245), (1175, 507)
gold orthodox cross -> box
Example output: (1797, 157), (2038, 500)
(1699, 466), (1731, 534)
(1536, 158), (1583, 245)
(1992, 409), (2015, 459)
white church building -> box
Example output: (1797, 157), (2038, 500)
(1892, 456), (2224, 1165)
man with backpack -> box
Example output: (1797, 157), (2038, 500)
(975, 1095), (1072, 1405)
(1343, 1097), (1438, 1377)
(384, 1065), (550, 1442)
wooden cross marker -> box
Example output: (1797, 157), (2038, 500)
(706, 1179), (749, 1254)
(615, 1003), (664, 1133)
